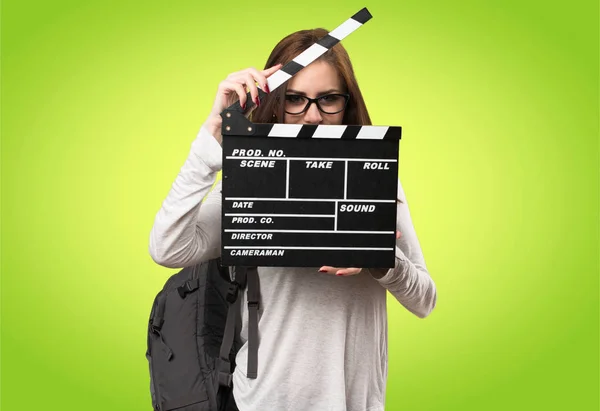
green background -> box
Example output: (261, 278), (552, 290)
(2, 0), (598, 409)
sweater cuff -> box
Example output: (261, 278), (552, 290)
(372, 246), (409, 284)
(192, 125), (222, 172)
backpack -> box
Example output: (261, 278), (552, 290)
(146, 259), (259, 411)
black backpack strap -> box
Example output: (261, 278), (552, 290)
(150, 293), (173, 361)
(217, 266), (260, 384)
(246, 267), (259, 379)
(217, 267), (248, 387)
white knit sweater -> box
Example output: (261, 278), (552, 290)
(149, 125), (437, 411)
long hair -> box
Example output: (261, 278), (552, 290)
(251, 28), (371, 126)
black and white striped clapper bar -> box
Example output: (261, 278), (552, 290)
(220, 8), (402, 268)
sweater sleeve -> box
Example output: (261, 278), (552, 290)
(148, 125), (224, 269)
(371, 179), (437, 318)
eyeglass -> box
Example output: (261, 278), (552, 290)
(284, 93), (350, 115)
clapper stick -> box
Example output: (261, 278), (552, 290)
(220, 8), (402, 268)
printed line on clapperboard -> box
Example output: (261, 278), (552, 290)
(224, 230), (394, 233)
(223, 247), (393, 251)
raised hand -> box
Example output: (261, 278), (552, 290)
(204, 64), (282, 144)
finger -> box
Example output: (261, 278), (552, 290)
(218, 79), (245, 99)
(262, 64), (283, 91)
(243, 73), (260, 106)
(246, 67), (269, 94)
(318, 266), (338, 274)
(228, 81), (247, 109)
(262, 63), (283, 78)
(396, 230), (402, 239)
(216, 80), (242, 110)
(228, 71), (261, 104)
(335, 268), (362, 276)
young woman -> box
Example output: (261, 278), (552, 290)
(149, 28), (436, 411)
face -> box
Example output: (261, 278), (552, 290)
(283, 60), (346, 125)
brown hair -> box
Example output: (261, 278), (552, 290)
(251, 28), (371, 125)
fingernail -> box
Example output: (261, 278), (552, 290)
(319, 269), (327, 273)
(255, 97), (260, 107)
(336, 273), (344, 276)
(265, 84), (270, 93)
(241, 103), (246, 110)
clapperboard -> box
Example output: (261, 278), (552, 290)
(220, 8), (402, 268)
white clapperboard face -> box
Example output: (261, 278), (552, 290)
(220, 8), (402, 268)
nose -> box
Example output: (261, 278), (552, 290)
(303, 101), (323, 124)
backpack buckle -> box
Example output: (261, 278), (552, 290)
(177, 279), (200, 299)
(226, 283), (239, 304)
(218, 371), (233, 387)
(218, 358), (233, 387)
(150, 318), (164, 332)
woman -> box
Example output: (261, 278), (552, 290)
(149, 28), (436, 411)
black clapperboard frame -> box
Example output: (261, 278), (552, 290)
(220, 8), (402, 268)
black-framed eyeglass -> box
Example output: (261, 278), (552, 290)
(284, 93), (350, 115)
